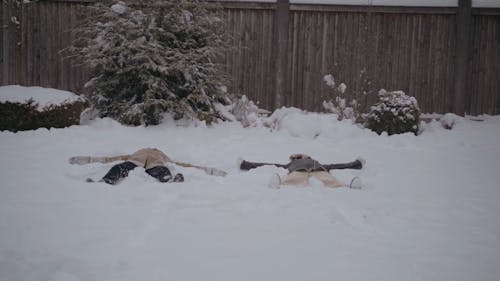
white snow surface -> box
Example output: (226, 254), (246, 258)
(0, 85), (83, 110)
(1, 89), (500, 281)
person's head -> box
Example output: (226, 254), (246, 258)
(289, 154), (312, 161)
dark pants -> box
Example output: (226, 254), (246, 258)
(102, 161), (179, 185)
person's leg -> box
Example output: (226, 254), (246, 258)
(311, 171), (346, 188)
(146, 165), (184, 183)
(281, 171), (310, 186)
(102, 161), (138, 185)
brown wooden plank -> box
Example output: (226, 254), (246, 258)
(468, 16), (478, 114)
(248, 10), (256, 103)
(8, 0), (23, 85)
(290, 11), (298, 107)
(446, 15), (455, 112)
(54, 1), (61, 89)
(311, 11), (320, 110)
(478, 16), (486, 114)
(33, 1), (41, 86)
(494, 16), (500, 114)
(293, 11), (302, 108)
(488, 16), (499, 115)
(59, 2), (66, 90)
(408, 15), (417, 104)
(39, 1), (47, 87)
(303, 11), (311, 110)
(68, 1), (77, 93)
(433, 16), (443, 112)
(233, 9), (242, 96)
(316, 12), (327, 108)
(414, 15), (423, 109)
(21, 1), (28, 85)
(288, 11), (297, 107)
(260, 10), (268, 108)
(49, 1), (56, 88)
(0, 1), (3, 84)
(427, 15), (435, 111)
(318, 12), (328, 102)
(312, 10), (319, 110)
(4, 0), (11, 84)
(390, 13), (399, 89)
(401, 14), (411, 95)
(259, 10), (268, 107)
(228, 9), (237, 97)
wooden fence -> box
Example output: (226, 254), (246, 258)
(2, 0), (500, 115)
(1, 0), (92, 94)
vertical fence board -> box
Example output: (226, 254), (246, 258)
(469, 15), (500, 115)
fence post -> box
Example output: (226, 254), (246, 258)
(453, 0), (472, 115)
(274, 0), (289, 109)
(0, 1), (3, 84)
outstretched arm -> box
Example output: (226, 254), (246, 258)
(322, 159), (364, 171)
(239, 160), (288, 171)
(68, 155), (130, 165)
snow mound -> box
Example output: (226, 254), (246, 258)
(264, 107), (367, 140)
(440, 113), (464, 129)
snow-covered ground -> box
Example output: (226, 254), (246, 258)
(1, 87), (500, 281)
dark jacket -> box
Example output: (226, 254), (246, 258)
(240, 158), (363, 172)
(287, 158), (327, 172)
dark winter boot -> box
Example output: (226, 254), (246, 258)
(173, 173), (184, 182)
(102, 161), (138, 185)
(146, 166), (173, 183)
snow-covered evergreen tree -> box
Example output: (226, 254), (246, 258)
(70, 0), (230, 125)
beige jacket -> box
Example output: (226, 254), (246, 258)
(94, 148), (171, 169)
(127, 148), (171, 169)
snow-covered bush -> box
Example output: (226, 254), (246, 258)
(0, 100), (87, 132)
(322, 74), (360, 121)
(69, 0), (230, 125)
(365, 90), (420, 135)
(0, 86), (87, 132)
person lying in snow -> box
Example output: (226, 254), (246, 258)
(69, 148), (227, 185)
(240, 154), (364, 188)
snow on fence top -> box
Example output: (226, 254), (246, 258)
(215, 0), (500, 8)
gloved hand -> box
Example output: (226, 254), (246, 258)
(207, 167), (227, 177)
(68, 156), (92, 165)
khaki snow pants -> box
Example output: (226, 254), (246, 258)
(281, 171), (346, 188)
